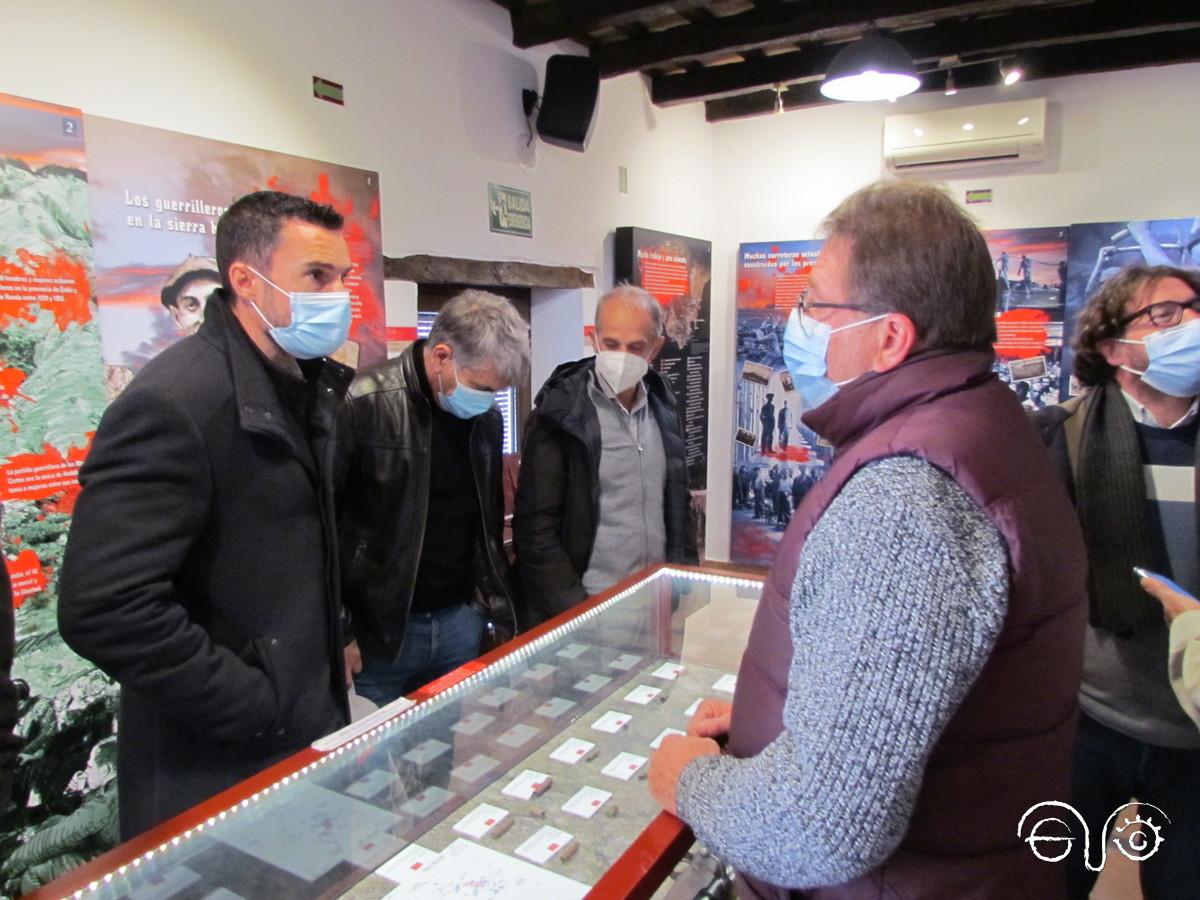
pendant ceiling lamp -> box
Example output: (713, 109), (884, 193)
(820, 32), (920, 102)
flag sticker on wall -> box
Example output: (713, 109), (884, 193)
(966, 188), (993, 205)
(313, 76), (345, 106)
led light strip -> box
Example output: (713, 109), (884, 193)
(66, 569), (762, 897)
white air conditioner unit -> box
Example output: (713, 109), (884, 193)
(883, 98), (1047, 172)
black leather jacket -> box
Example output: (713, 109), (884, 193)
(334, 343), (516, 663)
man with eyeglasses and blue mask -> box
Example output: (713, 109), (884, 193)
(649, 180), (1088, 898)
(1032, 265), (1200, 899)
(59, 191), (357, 838)
(335, 291), (527, 706)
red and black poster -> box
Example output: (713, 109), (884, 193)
(614, 227), (711, 553)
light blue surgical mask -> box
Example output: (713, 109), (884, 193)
(438, 363), (495, 419)
(1117, 318), (1200, 398)
(247, 266), (352, 360)
(782, 307), (886, 409)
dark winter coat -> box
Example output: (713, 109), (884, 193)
(513, 358), (697, 626)
(58, 296), (351, 839)
(334, 343), (516, 663)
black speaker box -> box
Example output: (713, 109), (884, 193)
(536, 55), (600, 152)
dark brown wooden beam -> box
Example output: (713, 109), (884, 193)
(384, 255), (594, 289)
(704, 28), (1200, 121)
(595, 0), (1049, 76)
(655, 0), (1200, 105)
(510, 1), (677, 49)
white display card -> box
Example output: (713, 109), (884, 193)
(712, 673), (738, 693)
(590, 710), (632, 734)
(449, 754), (500, 784)
(400, 785), (453, 819)
(501, 768), (552, 800)
(623, 684), (662, 705)
(402, 739), (450, 766)
(344, 768), (396, 799)
(601, 751), (648, 781)
(535, 696), (577, 719)
(514, 826), (576, 866)
(650, 662), (685, 681)
(452, 803), (511, 839)
(496, 722), (541, 749)
(476, 686), (519, 708)
(521, 663), (558, 683)
(376, 843), (439, 883)
(573, 674), (613, 694)
(561, 785), (612, 819)
(608, 653), (642, 671)
(556, 642), (589, 660)
(550, 737), (596, 765)
(451, 711), (495, 735)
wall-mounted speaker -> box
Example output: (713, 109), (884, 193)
(535, 55), (600, 152)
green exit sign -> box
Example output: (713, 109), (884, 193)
(488, 183), (533, 238)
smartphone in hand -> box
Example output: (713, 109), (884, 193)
(1134, 567), (1198, 601)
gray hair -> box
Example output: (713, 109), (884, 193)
(595, 283), (663, 342)
(427, 289), (530, 385)
(820, 179), (996, 351)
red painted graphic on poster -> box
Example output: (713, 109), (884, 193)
(5, 549), (48, 607)
(995, 309), (1051, 359)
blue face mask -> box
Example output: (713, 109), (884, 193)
(248, 267), (352, 360)
(1117, 318), (1200, 398)
(438, 363), (495, 419)
(782, 307), (886, 410)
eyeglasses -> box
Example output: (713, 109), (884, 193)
(1117, 295), (1200, 329)
(797, 288), (874, 333)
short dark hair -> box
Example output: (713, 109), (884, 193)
(1072, 265), (1200, 387)
(820, 179), (996, 351)
(214, 191), (343, 294)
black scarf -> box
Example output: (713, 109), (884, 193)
(1075, 381), (1197, 632)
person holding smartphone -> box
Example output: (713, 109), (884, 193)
(1140, 569), (1200, 729)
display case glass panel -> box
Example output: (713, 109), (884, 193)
(36, 565), (763, 900)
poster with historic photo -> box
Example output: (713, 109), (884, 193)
(1064, 217), (1200, 396)
(614, 227), (711, 553)
(730, 240), (831, 566)
(984, 226), (1069, 409)
(83, 115), (386, 399)
(0, 92), (115, 896)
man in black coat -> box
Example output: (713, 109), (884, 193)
(336, 291), (527, 705)
(513, 286), (697, 626)
(58, 191), (356, 839)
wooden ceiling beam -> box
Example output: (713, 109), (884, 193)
(654, 0), (1200, 104)
(704, 28), (1200, 121)
(509, 1), (678, 49)
(594, 0), (1051, 76)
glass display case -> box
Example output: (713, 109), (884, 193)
(30, 564), (764, 900)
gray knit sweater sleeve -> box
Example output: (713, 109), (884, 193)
(675, 456), (1009, 889)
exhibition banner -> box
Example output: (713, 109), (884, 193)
(0, 95), (389, 895)
(614, 227), (711, 552)
(0, 92), (113, 896)
(84, 115), (386, 394)
(730, 240), (830, 566)
(984, 227), (1069, 409)
(729, 226), (1067, 566)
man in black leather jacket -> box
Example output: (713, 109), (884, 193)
(336, 291), (528, 705)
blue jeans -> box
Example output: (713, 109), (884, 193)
(1066, 712), (1200, 899)
(354, 603), (484, 706)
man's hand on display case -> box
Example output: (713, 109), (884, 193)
(344, 640), (363, 684)
(649, 733), (719, 816)
(687, 697), (733, 739)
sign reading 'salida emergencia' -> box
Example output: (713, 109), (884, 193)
(488, 183), (533, 238)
